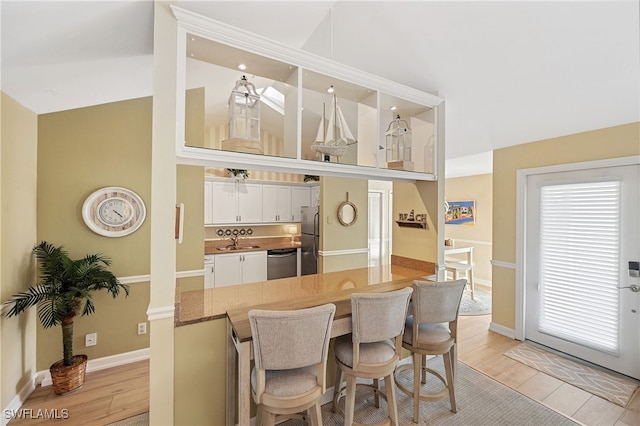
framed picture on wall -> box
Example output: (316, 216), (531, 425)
(445, 200), (475, 225)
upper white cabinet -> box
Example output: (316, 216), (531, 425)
(263, 184), (292, 223)
(173, 6), (444, 183)
(206, 180), (262, 224)
(206, 178), (312, 225)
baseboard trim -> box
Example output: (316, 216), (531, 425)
(38, 348), (150, 387)
(489, 322), (518, 340)
(1, 376), (37, 426)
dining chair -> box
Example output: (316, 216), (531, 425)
(395, 279), (467, 423)
(249, 303), (336, 426)
(445, 261), (475, 300)
(332, 287), (413, 426)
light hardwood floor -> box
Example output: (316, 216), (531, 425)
(8, 314), (640, 426)
(7, 360), (148, 425)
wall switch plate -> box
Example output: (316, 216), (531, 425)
(137, 322), (147, 335)
(85, 333), (97, 347)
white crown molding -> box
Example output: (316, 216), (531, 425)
(171, 5), (443, 108)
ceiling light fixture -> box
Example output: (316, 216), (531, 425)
(327, 85), (335, 94)
(238, 64), (247, 71)
(390, 106), (397, 111)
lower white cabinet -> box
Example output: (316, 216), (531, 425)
(204, 255), (215, 289)
(214, 251), (267, 287)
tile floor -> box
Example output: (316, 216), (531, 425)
(458, 314), (640, 426)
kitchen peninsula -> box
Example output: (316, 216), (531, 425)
(176, 264), (428, 326)
(174, 264), (430, 425)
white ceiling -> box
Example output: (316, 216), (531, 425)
(2, 1), (638, 177)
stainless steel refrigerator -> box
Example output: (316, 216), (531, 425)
(301, 206), (319, 275)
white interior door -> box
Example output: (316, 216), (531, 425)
(525, 164), (639, 379)
(368, 191), (383, 266)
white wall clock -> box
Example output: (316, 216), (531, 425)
(82, 187), (146, 237)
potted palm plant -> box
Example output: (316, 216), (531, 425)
(3, 241), (129, 394)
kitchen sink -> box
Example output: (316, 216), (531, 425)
(216, 245), (261, 251)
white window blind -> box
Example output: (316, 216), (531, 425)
(538, 180), (621, 354)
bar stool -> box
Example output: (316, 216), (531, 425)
(394, 279), (466, 423)
(332, 287), (413, 426)
(249, 303), (336, 426)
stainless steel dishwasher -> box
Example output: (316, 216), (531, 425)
(267, 248), (298, 280)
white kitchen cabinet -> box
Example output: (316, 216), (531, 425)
(214, 251), (267, 287)
(237, 182), (263, 223)
(241, 251), (268, 284)
(263, 185), (292, 222)
(204, 181), (214, 225)
(207, 180), (263, 224)
(204, 255), (215, 289)
(291, 186), (311, 222)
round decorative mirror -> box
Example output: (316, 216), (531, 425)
(337, 194), (358, 227)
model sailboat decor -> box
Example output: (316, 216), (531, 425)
(311, 92), (356, 162)
(222, 75), (263, 154)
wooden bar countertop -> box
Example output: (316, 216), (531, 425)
(175, 265), (429, 328)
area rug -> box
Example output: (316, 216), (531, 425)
(105, 412), (149, 426)
(504, 343), (638, 407)
(458, 287), (491, 316)
(281, 361), (577, 425)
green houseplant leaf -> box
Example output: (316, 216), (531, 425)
(3, 241), (129, 366)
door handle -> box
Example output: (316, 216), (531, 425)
(618, 284), (640, 292)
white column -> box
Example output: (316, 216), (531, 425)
(149, 1), (177, 424)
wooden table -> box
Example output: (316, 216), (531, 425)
(225, 266), (426, 426)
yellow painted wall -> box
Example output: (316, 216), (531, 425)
(1, 93), (38, 410)
(392, 180), (439, 263)
(177, 165), (205, 273)
(444, 173), (492, 285)
(492, 122), (640, 329)
(35, 97), (153, 369)
(319, 177), (369, 273)
(174, 319), (227, 425)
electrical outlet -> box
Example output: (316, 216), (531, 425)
(137, 322), (147, 335)
(85, 333), (97, 347)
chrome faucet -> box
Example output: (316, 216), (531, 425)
(229, 235), (239, 247)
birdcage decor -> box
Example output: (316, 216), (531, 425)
(385, 114), (413, 170)
(223, 75), (263, 154)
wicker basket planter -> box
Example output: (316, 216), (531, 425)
(50, 354), (88, 395)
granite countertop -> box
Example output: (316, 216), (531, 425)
(205, 237), (300, 254)
(175, 264), (429, 327)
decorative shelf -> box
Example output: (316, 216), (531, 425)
(396, 220), (427, 229)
